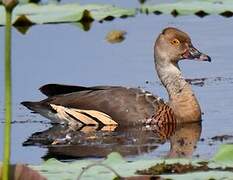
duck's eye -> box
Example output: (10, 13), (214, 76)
(170, 39), (180, 46)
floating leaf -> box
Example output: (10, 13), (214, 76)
(0, 3), (136, 25)
(106, 30), (127, 44)
(141, 1), (233, 16)
(14, 24), (31, 34)
(29, 152), (233, 179)
(212, 144), (233, 162)
(71, 21), (93, 32)
(104, 152), (126, 164)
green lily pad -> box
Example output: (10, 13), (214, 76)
(141, 1), (233, 16)
(0, 3), (136, 25)
(213, 144), (233, 162)
(30, 152), (233, 180)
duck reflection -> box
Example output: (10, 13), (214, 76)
(167, 122), (201, 158)
(23, 121), (201, 160)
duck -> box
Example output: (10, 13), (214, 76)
(21, 27), (211, 128)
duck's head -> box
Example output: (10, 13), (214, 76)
(154, 27), (211, 64)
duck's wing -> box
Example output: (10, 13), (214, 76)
(39, 84), (114, 97)
(22, 85), (164, 126)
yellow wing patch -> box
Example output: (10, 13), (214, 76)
(79, 109), (118, 126)
(50, 104), (118, 126)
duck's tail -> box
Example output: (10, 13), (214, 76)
(21, 101), (49, 113)
(21, 101), (117, 127)
(21, 101), (64, 124)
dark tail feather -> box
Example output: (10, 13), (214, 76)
(39, 84), (94, 97)
(21, 101), (36, 111)
(21, 101), (50, 113)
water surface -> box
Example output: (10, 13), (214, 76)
(0, 13), (233, 164)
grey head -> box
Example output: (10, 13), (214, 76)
(154, 27), (211, 66)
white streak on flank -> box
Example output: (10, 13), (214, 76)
(145, 93), (153, 96)
(140, 88), (146, 93)
(50, 104), (118, 126)
(51, 134), (72, 145)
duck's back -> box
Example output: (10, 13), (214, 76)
(22, 84), (163, 126)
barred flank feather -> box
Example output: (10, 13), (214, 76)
(150, 104), (176, 139)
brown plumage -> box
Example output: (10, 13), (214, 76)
(21, 27), (211, 128)
(22, 86), (163, 126)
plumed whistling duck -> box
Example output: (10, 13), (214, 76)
(21, 27), (211, 128)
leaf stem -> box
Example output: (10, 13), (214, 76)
(2, 7), (13, 180)
(77, 163), (122, 180)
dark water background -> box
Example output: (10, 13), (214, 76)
(0, 1), (233, 164)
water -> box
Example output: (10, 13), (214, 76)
(1, 14), (233, 164)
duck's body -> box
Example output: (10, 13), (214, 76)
(22, 85), (164, 126)
(22, 27), (211, 127)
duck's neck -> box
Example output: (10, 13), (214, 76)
(155, 57), (201, 122)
